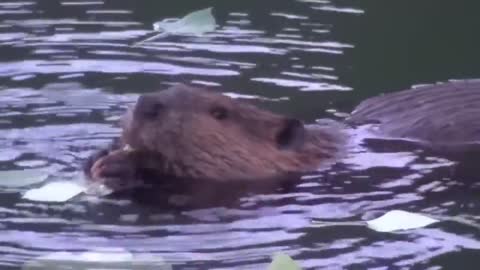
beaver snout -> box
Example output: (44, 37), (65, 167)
(134, 94), (166, 121)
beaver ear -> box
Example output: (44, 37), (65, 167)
(276, 118), (306, 150)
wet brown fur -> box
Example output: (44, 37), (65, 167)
(85, 84), (343, 191)
(85, 79), (480, 195)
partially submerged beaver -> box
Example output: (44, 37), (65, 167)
(84, 80), (480, 192)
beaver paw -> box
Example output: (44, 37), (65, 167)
(89, 150), (141, 190)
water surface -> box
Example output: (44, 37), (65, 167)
(1, 0), (480, 269)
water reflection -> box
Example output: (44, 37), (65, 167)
(0, 0), (479, 269)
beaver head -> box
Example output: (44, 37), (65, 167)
(118, 84), (342, 183)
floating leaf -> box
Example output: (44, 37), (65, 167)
(22, 248), (173, 270)
(366, 210), (439, 232)
(0, 169), (48, 188)
(267, 253), (302, 270)
(153, 7), (216, 35)
(135, 7), (216, 45)
(21, 248), (132, 269)
(23, 181), (86, 202)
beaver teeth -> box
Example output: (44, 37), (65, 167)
(123, 144), (135, 152)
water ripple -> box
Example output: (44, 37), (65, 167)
(0, 0), (476, 269)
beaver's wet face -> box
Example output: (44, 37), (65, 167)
(122, 85), (316, 181)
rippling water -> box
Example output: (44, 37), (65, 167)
(1, 0), (480, 269)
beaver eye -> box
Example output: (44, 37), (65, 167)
(210, 106), (228, 120)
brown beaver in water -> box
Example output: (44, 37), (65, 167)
(84, 79), (480, 192)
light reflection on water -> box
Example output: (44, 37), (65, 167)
(0, 0), (479, 269)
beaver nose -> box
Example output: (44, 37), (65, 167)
(134, 94), (165, 120)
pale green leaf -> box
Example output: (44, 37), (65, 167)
(153, 7), (216, 35)
(134, 7), (216, 46)
(268, 253), (302, 270)
(367, 210), (439, 232)
(0, 169), (48, 188)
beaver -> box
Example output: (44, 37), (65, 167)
(84, 79), (480, 193)
(347, 79), (480, 153)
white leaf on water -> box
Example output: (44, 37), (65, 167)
(153, 7), (216, 35)
(21, 248), (132, 270)
(267, 253), (302, 270)
(366, 210), (439, 232)
(22, 181), (86, 202)
(40, 248), (132, 262)
(22, 248), (173, 270)
(0, 169), (48, 188)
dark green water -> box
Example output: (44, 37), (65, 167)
(0, 0), (479, 269)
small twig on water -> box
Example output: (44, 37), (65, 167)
(132, 31), (168, 47)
